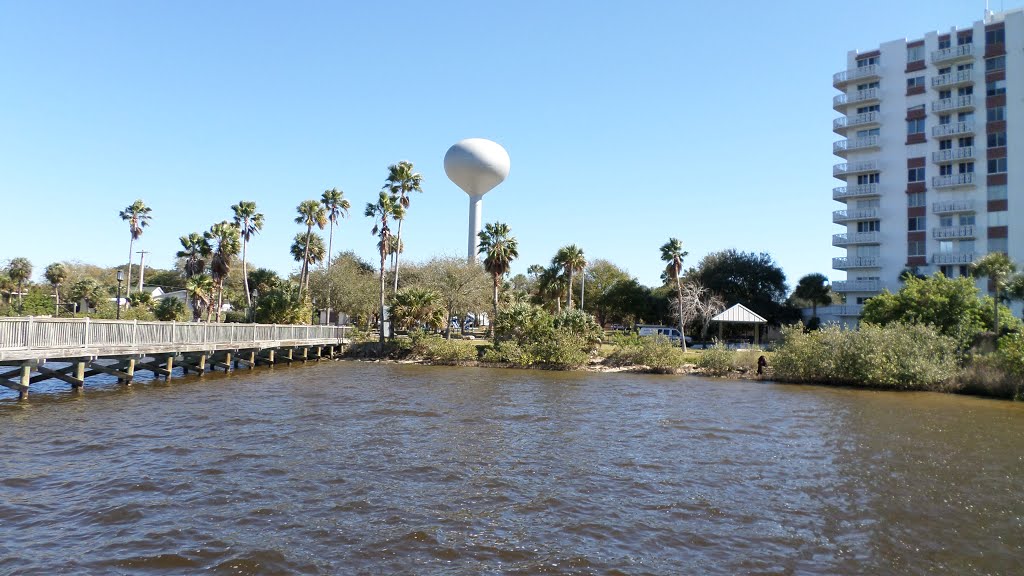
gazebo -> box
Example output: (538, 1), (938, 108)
(711, 303), (767, 346)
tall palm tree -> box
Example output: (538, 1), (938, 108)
(320, 188), (350, 268)
(176, 233), (211, 278)
(295, 199), (328, 296)
(185, 274), (214, 322)
(554, 244), (586, 309)
(972, 252), (1017, 334)
(44, 262), (68, 316)
(7, 257), (32, 313)
(365, 191), (404, 349)
(118, 199), (152, 298)
(290, 232), (326, 275)
(537, 265), (567, 313)
(204, 221), (241, 322)
(794, 273), (832, 319)
(477, 222), (519, 339)
(231, 200), (265, 312)
(383, 161), (423, 293)
(660, 238), (690, 350)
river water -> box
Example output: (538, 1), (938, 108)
(1, 362), (1022, 575)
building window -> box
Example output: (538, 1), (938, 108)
(957, 63), (973, 72)
(940, 139), (953, 150)
(960, 214), (976, 226)
(908, 240), (926, 256)
(958, 111), (974, 123)
(959, 32), (973, 45)
(958, 136), (974, 147)
(988, 185), (1008, 200)
(989, 238), (1008, 254)
(986, 56), (1006, 72)
(858, 220), (881, 232)
(959, 85), (973, 96)
(940, 265), (953, 277)
(907, 45), (925, 62)
(857, 245), (880, 257)
(857, 104), (880, 114)
(857, 81), (880, 91)
(907, 118), (926, 135)
(940, 215), (954, 227)
(939, 37), (951, 49)
(959, 265), (971, 277)
(986, 28), (1005, 45)
(856, 128), (880, 138)
(907, 192), (926, 207)
(939, 66), (952, 75)
(939, 241), (954, 253)
(987, 106), (1006, 122)
(988, 131), (1007, 148)
(939, 89), (952, 100)
(988, 211), (1008, 226)
(959, 162), (974, 174)
(940, 164), (954, 176)
(988, 157), (1008, 174)
(857, 173), (880, 185)
(986, 80), (1006, 96)
(908, 216), (926, 231)
(939, 114), (952, 125)
(907, 76), (925, 89)
(908, 167), (926, 182)
(857, 55), (879, 67)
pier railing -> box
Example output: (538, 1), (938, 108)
(0, 317), (350, 354)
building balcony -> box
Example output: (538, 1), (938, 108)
(932, 199), (975, 214)
(834, 64), (881, 88)
(833, 111), (880, 135)
(832, 280), (881, 293)
(932, 69), (973, 89)
(833, 160), (879, 179)
(933, 146), (975, 163)
(834, 88), (881, 111)
(833, 135), (880, 157)
(931, 94), (975, 114)
(833, 232), (881, 247)
(833, 256), (880, 270)
(833, 184), (880, 201)
(933, 224), (976, 239)
(933, 173), (976, 188)
(833, 208), (880, 223)
(931, 43), (974, 64)
(836, 304), (864, 317)
(932, 251), (975, 265)
(932, 121), (974, 138)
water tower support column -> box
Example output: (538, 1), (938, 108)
(468, 195), (483, 262)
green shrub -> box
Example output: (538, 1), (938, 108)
(954, 354), (1020, 399)
(606, 334), (684, 373)
(552, 309), (603, 347)
(696, 344), (734, 377)
(772, 322), (958, 390)
(421, 337), (476, 365)
(153, 298), (188, 321)
(492, 302), (594, 369)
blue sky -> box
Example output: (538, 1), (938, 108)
(1, 0), (1019, 289)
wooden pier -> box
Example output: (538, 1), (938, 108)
(0, 318), (351, 400)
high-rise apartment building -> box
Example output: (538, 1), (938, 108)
(831, 8), (1022, 321)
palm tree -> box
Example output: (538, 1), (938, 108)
(44, 262), (68, 316)
(383, 161), (423, 293)
(118, 199), (152, 298)
(176, 233), (211, 278)
(321, 188), (351, 268)
(204, 221), (241, 322)
(295, 199), (328, 296)
(554, 244), (586, 309)
(660, 238), (690, 350)
(365, 191), (404, 349)
(68, 278), (105, 313)
(7, 257), (32, 313)
(185, 274), (214, 322)
(388, 288), (446, 333)
(537, 265), (567, 313)
(477, 222), (519, 339)
(793, 273), (832, 320)
(231, 201), (265, 312)
(290, 232), (326, 276)
(972, 252), (1017, 334)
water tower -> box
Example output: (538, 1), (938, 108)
(444, 138), (510, 262)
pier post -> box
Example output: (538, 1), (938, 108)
(19, 362), (30, 400)
(74, 361), (86, 389)
(120, 357), (136, 385)
(164, 354), (174, 379)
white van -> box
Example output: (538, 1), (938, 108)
(637, 325), (692, 345)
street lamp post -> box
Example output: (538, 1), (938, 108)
(116, 270), (124, 320)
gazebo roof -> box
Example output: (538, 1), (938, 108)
(711, 303), (767, 324)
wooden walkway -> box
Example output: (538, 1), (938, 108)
(0, 318), (351, 400)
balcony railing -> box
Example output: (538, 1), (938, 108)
(932, 251), (975, 265)
(931, 95), (974, 113)
(932, 121), (974, 137)
(832, 280), (881, 293)
(933, 225), (976, 239)
(933, 173), (976, 188)
(836, 304), (864, 317)
(833, 232), (881, 247)
(834, 135), (880, 157)
(932, 199), (975, 214)
(833, 256), (880, 270)
(833, 160), (879, 178)
(932, 146), (975, 163)
(833, 64), (880, 88)
(932, 69), (973, 89)
(833, 208), (879, 223)
(931, 43), (974, 64)
(833, 111), (880, 134)
(833, 184), (880, 201)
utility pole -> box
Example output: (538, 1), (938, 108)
(136, 250), (150, 291)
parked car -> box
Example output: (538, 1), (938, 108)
(636, 324), (693, 345)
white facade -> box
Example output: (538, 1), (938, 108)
(831, 8), (1024, 321)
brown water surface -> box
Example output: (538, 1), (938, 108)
(1, 362), (1022, 575)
